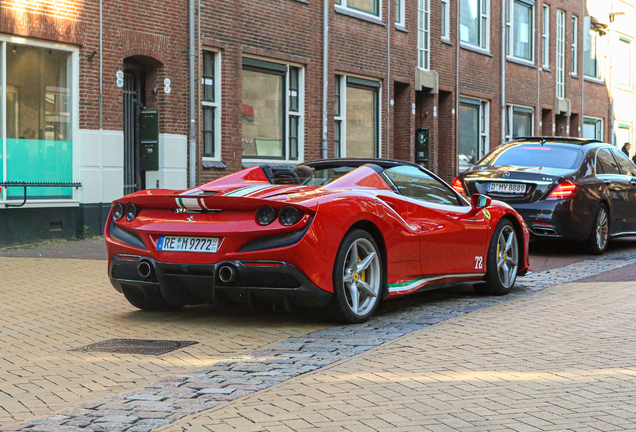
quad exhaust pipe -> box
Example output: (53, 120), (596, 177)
(137, 259), (155, 279)
(218, 265), (237, 283)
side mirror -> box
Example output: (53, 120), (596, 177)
(471, 194), (491, 209)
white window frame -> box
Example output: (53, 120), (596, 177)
(417, 0), (431, 70)
(335, 0), (382, 18)
(459, 97), (490, 168)
(334, 74), (382, 159)
(396, 0), (405, 27)
(584, 28), (603, 80)
(571, 15), (578, 76)
(460, 0), (490, 51)
(583, 116), (603, 141)
(507, 0), (535, 64)
(0, 36), (80, 206)
(441, 0), (450, 41)
(202, 50), (222, 161)
(617, 122), (632, 148)
(556, 10), (565, 99)
(241, 57), (305, 164)
(505, 105), (535, 141)
(542, 4), (550, 68)
(617, 36), (632, 88)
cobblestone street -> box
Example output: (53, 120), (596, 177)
(1, 238), (636, 431)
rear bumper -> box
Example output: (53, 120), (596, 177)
(109, 255), (332, 308)
(513, 200), (592, 241)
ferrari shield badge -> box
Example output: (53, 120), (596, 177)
(482, 209), (491, 220)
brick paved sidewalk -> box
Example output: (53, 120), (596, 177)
(160, 280), (636, 432)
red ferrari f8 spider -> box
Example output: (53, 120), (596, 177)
(106, 159), (530, 323)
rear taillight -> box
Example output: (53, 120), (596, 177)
(547, 181), (577, 200)
(451, 177), (467, 196)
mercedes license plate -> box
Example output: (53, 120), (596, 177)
(157, 236), (219, 253)
(486, 182), (526, 194)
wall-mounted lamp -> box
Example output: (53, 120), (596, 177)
(609, 12), (625, 23)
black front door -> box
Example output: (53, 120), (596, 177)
(123, 65), (144, 195)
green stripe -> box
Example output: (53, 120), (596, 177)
(388, 277), (427, 288)
(177, 198), (185, 208)
(224, 186), (253, 197)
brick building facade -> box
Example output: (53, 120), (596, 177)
(0, 0), (621, 246)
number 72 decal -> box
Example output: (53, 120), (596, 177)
(475, 256), (483, 269)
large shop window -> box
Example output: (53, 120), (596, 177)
(335, 0), (380, 17)
(460, 0), (489, 50)
(241, 58), (303, 161)
(584, 28), (602, 80)
(459, 98), (489, 172)
(1, 42), (75, 201)
(506, 106), (534, 141)
(583, 117), (603, 141)
(334, 75), (380, 158)
(508, 0), (534, 62)
(202, 51), (221, 159)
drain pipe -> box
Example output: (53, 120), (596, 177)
(501, 0), (507, 143)
(188, 0), (196, 187)
(99, 0), (103, 130)
(386, 0), (391, 159)
(321, 0), (329, 159)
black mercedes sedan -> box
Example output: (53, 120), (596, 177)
(453, 137), (636, 254)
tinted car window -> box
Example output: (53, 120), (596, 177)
(477, 144), (581, 169)
(383, 166), (462, 206)
(612, 149), (636, 177)
(596, 149), (621, 175)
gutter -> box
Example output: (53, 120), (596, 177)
(321, 0), (329, 159)
(188, 0), (196, 187)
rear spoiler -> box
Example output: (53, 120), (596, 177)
(113, 193), (318, 213)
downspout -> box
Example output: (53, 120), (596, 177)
(502, 0), (507, 143)
(536, 2), (540, 136)
(99, 0), (103, 130)
(455, 0), (460, 174)
(321, 0), (329, 159)
(188, 0), (196, 187)
(386, 0), (391, 159)
(581, 0), (584, 137)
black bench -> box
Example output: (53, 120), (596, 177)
(0, 182), (82, 208)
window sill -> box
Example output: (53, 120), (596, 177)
(334, 6), (385, 26)
(0, 200), (80, 209)
(506, 56), (536, 68)
(460, 42), (492, 57)
(584, 76), (605, 85)
(202, 160), (227, 169)
(291, 0), (309, 3)
(570, 73), (579, 79)
(395, 24), (408, 33)
(542, 66), (551, 72)
(441, 37), (452, 46)
(616, 84), (634, 92)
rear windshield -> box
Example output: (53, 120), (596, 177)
(477, 144), (582, 169)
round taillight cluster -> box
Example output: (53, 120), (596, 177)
(112, 202), (139, 222)
(256, 205), (303, 226)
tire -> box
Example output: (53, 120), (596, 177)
(122, 285), (184, 312)
(324, 229), (383, 324)
(476, 219), (519, 296)
(585, 204), (609, 255)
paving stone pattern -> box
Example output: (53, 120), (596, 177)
(5, 251), (636, 432)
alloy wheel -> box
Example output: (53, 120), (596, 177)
(342, 238), (381, 316)
(496, 225), (519, 289)
(595, 207), (609, 251)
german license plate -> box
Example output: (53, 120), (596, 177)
(486, 182), (527, 194)
(157, 236), (219, 253)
